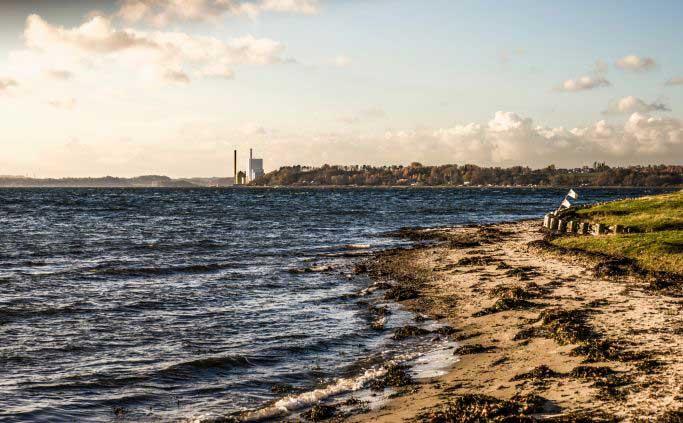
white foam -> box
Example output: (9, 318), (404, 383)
(241, 367), (387, 421)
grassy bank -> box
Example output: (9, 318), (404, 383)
(552, 191), (683, 275)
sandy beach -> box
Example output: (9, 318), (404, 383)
(346, 220), (683, 422)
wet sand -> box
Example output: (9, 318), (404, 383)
(347, 220), (683, 421)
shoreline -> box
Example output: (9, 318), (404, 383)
(340, 220), (683, 421)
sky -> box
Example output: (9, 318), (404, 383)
(0, 0), (682, 177)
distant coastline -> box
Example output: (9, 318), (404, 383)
(1, 163), (681, 188)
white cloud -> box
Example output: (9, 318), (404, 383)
(17, 14), (287, 84)
(666, 76), (683, 86)
(603, 96), (670, 115)
(380, 111), (683, 166)
(615, 55), (656, 72)
(117, 0), (319, 26)
(48, 97), (77, 110)
(557, 75), (610, 92)
(0, 78), (18, 92)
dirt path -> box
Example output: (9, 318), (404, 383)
(348, 220), (683, 422)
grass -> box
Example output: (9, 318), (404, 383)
(574, 191), (683, 232)
(553, 191), (683, 275)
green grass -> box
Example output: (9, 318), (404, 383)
(553, 230), (683, 275)
(552, 190), (683, 275)
(574, 191), (683, 232)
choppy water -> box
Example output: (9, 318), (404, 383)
(0, 187), (671, 422)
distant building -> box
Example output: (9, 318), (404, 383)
(247, 149), (265, 182)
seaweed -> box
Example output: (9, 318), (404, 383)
(511, 365), (561, 382)
(384, 285), (419, 301)
(473, 297), (538, 317)
(542, 411), (622, 422)
(453, 344), (495, 355)
(432, 326), (459, 336)
(656, 409), (683, 423)
(568, 366), (614, 379)
(416, 393), (547, 423)
(454, 332), (482, 342)
(393, 325), (430, 340)
(301, 403), (337, 421)
(368, 364), (414, 390)
(457, 256), (500, 266)
(505, 266), (540, 281)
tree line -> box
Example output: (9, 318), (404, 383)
(252, 163), (682, 187)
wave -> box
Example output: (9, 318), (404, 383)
(157, 354), (273, 379)
(88, 262), (234, 277)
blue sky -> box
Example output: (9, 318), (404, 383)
(0, 0), (681, 176)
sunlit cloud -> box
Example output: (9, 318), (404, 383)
(603, 96), (670, 115)
(117, 0), (320, 26)
(666, 76), (683, 86)
(615, 55), (656, 72)
(13, 14), (289, 85)
(557, 75), (610, 92)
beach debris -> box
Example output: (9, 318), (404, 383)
(473, 297), (538, 317)
(505, 266), (540, 281)
(454, 332), (482, 342)
(301, 403), (337, 421)
(393, 325), (430, 340)
(453, 344), (495, 355)
(456, 256), (499, 266)
(368, 364), (414, 390)
(416, 393), (548, 422)
(511, 365), (561, 382)
(656, 409), (683, 422)
(432, 325), (459, 336)
(542, 410), (622, 422)
(384, 285), (420, 301)
(568, 366), (614, 379)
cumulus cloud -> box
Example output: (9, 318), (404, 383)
(378, 111), (683, 166)
(666, 76), (683, 86)
(603, 96), (670, 115)
(19, 14), (287, 84)
(557, 75), (610, 92)
(616, 55), (656, 72)
(48, 97), (77, 110)
(0, 78), (18, 92)
(117, 0), (319, 26)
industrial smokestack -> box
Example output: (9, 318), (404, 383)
(233, 150), (237, 182)
(248, 148), (253, 183)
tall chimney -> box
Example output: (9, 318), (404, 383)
(233, 150), (237, 183)
(248, 148), (253, 183)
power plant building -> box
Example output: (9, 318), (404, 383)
(247, 149), (264, 182)
(233, 148), (264, 184)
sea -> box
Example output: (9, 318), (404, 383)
(0, 187), (672, 422)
